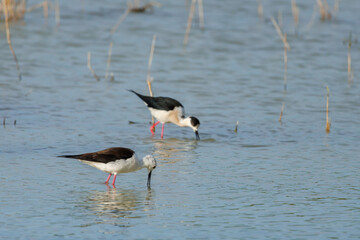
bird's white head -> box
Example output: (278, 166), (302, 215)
(142, 155), (157, 171)
(142, 155), (157, 189)
(183, 116), (200, 140)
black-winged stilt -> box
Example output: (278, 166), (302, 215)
(58, 147), (157, 188)
(129, 90), (200, 140)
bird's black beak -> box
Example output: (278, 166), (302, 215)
(195, 131), (200, 140)
(147, 170), (152, 189)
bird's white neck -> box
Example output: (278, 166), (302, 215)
(178, 117), (192, 127)
(140, 155), (156, 171)
(138, 158), (148, 170)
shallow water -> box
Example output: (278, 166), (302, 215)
(1, 0), (360, 239)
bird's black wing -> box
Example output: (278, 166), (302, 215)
(129, 90), (183, 111)
(58, 147), (135, 164)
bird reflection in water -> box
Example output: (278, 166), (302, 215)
(83, 187), (154, 220)
(150, 138), (198, 164)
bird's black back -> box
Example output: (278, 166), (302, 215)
(129, 90), (183, 111)
(58, 147), (135, 164)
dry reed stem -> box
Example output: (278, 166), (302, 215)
(87, 52), (100, 81)
(305, 3), (317, 31)
(270, 17), (290, 91)
(147, 34), (156, 96)
(291, 0), (299, 27)
(1, 0), (26, 20)
(111, 8), (129, 34)
(317, 0), (325, 20)
(55, 0), (60, 25)
(234, 121), (239, 133)
(2, 0), (22, 81)
(348, 49), (352, 84)
(326, 86), (330, 133)
(347, 34), (353, 84)
(7, 0), (14, 16)
(26, 2), (43, 12)
(348, 45), (351, 74)
(257, 0), (263, 19)
(43, 0), (48, 18)
(27, 0), (47, 18)
(284, 33), (288, 91)
(147, 34), (157, 124)
(105, 42), (113, 81)
(278, 103), (285, 123)
(270, 16), (290, 50)
(198, 0), (204, 30)
(150, 1), (162, 7)
(317, 0), (331, 21)
(25, 88), (32, 96)
(334, 0), (339, 14)
(183, 0), (196, 46)
(323, 0), (331, 19)
(347, 38), (351, 74)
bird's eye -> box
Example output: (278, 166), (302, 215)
(153, 166), (156, 169)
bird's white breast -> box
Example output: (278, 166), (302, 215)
(149, 106), (184, 125)
(80, 155), (141, 174)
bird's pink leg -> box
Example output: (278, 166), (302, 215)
(112, 174), (117, 186)
(105, 173), (112, 184)
(150, 121), (160, 135)
(161, 123), (165, 139)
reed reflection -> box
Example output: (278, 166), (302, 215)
(150, 138), (198, 164)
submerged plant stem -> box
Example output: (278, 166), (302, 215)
(279, 103), (285, 123)
(326, 86), (330, 133)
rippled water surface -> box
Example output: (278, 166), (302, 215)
(1, 0), (360, 239)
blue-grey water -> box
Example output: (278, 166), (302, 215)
(1, 0), (360, 239)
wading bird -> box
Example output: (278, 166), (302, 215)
(129, 90), (200, 140)
(58, 147), (156, 188)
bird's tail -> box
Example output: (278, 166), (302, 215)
(57, 154), (81, 159)
(128, 89), (148, 102)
